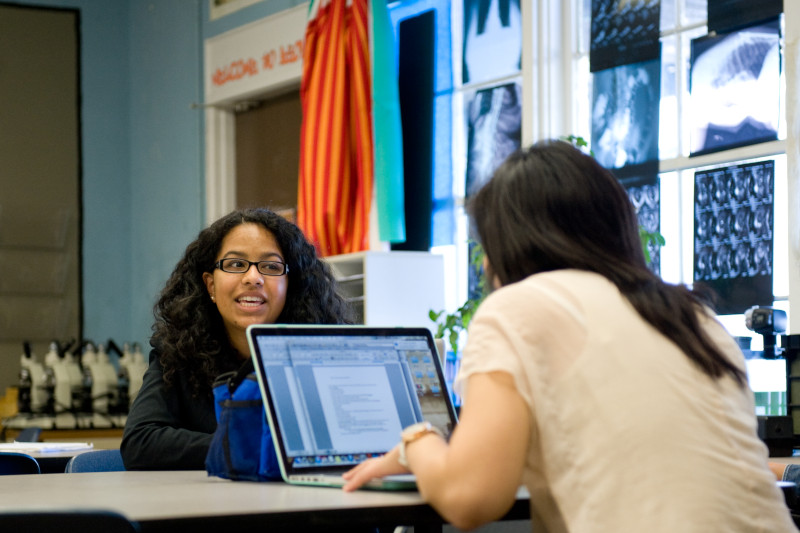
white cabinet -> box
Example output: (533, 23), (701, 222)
(325, 251), (445, 328)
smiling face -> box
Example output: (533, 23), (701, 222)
(202, 223), (288, 357)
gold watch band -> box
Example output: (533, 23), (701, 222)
(398, 421), (443, 467)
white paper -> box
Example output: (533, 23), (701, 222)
(0, 442), (94, 453)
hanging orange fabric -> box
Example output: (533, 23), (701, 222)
(297, 0), (373, 257)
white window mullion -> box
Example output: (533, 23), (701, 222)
(783, 2), (800, 332)
(204, 107), (236, 226)
(521, 0), (536, 145)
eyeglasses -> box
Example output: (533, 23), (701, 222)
(214, 258), (289, 276)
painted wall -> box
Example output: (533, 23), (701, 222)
(127, 0), (204, 352)
(4, 0), (303, 373)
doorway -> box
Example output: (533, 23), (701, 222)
(234, 88), (301, 222)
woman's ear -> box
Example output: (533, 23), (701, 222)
(483, 256), (501, 290)
(202, 272), (216, 302)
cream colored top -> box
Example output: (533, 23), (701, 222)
(455, 270), (796, 533)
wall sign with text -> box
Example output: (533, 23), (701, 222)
(204, 3), (307, 105)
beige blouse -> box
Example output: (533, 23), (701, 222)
(455, 269), (795, 533)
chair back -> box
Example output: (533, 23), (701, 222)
(0, 452), (41, 475)
(0, 510), (139, 532)
(65, 449), (125, 473)
(15, 426), (42, 442)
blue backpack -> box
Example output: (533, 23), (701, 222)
(205, 359), (281, 481)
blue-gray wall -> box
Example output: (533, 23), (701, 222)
(13, 0), (302, 353)
(128, 0), (204, 352)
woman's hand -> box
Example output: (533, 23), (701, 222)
(342, 445), (409, 491)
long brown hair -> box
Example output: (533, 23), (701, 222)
(468, 140), (746, 386)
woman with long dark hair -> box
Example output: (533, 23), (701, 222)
(343, 141), (794, 531)
(122, 208), (352, 470)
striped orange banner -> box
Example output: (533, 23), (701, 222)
(297, 0), (373, 257)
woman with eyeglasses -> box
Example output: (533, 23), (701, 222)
(121, 208), (353, 470)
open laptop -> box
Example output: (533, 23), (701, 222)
(247, 324), (459, 490)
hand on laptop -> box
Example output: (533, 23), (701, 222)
(341, 445), (408, 492)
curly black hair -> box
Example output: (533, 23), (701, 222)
(152, 208), (354, 394)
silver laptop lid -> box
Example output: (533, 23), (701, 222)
(247, 325), (458, 479)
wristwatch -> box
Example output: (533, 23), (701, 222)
(397, 421), (444, 467)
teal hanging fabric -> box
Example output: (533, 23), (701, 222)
(370, 0), (406, 243)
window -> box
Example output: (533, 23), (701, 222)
(572, 0), (788, 344)
(389, 0), (523, 311)
(389, 0), (789, 349)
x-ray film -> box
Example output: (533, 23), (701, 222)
(622, 174), (660, 275)
(693, 161), (774, 315)
(464, 82), (522, 198)
(591, 59), (660, 177)
(590, 0), (660, 72)
(689, 19), (780, 156)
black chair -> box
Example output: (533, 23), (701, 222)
(0, 452), (40, 475)
(65, 449), (125, 473)
(15, 426), (42, 442)
(0, 510), (139, 533)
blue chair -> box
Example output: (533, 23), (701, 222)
(65, 449), (125, 473)
(0, 452), (41, 475)
(15, 426), (42, 442)
(0, 510), (139, 532)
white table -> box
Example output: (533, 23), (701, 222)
(0, 470), (530, 532)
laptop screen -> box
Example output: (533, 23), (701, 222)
(249, 326), (457, 472)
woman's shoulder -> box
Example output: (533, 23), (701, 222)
(488, 269), (609, 305)
(474, 270), (628, 338)
(476, 270), (596, 324)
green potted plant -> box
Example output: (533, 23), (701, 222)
(429, 243), (487, 359)
(639, 227), (666, 264)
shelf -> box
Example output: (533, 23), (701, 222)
(325, 251), (444, 328)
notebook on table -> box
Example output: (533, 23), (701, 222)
(247, 324), (458, 490)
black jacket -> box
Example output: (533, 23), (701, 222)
(121, 349), (216, 470)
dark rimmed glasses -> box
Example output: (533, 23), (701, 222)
(214, 258), (289, 276)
